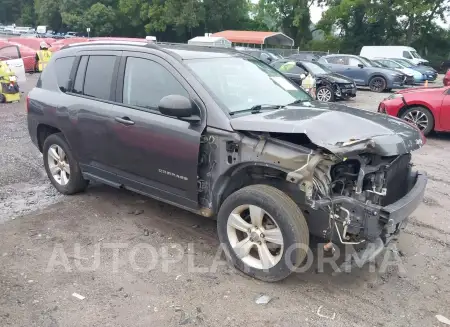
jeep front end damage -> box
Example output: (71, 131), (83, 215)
(286, 151), (427, 248)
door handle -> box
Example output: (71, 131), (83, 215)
(114, 116), (135, 125)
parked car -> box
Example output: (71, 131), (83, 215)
(0, 41), (28, 80)
(373, 58), (421, 84)
(360, 46), (429, 65)
(27, 41), (427, 281)
(318, 54), (407, 92)
(443, 70), (450, 86)
(287, 53), (320, 61)
(235, 48), (281, 64)
(378, 86), (450, 135)
(390, 58), (438, 81)
(271, 59), (356, 102)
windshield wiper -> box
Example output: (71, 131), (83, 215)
(229, 104), (284, 116)
(289, 99), (310, 105)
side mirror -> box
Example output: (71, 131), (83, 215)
(358, 63), (364, 69)
(158, 95), (200, 123)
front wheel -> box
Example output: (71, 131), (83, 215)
(217, 185), (309, 282)
(316, 86), (335, 102)
(400, 106), (434, 136)
(369, 76), (386, 92)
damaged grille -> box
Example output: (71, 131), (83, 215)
(381, 154), (411, 206)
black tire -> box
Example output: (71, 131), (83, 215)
(316, 85), (335, 102)
(400, 106), (434, 136)
(217, 184), (309, 282)
(0, 94), (5, 103)
(386, 88), (392, 92)
(43, 133), (89, 195)
(369, 76), (387, 92)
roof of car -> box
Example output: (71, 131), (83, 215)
(60, 40), (247, 60)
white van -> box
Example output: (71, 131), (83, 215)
(360, 46), (428, 65)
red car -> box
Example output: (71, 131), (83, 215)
(0, 41), (36, 73)
(444, 69), (450, 86)
(378, 86), (450, 136)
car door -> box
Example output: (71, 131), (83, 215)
(0, 45), (26, 83)
(108, 52), (205, 209)
(345, 57), (367, 85)
(65, 52), (121, 177)
(323, 56), (348, 75)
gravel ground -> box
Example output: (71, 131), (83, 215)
(0, 75), (449, 327)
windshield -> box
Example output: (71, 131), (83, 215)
(411, 51), (422, 59)
(358, 56), (375, 67)
(395, 59), (414, 67)
(186, 57), (312, 114)
(371, 60), (385, 68)
(301, 61), (331, 74)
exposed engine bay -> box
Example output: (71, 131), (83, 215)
(299, 152), (413, 244)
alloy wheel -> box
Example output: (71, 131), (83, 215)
(404, 110), (429, 131)
(226, 204), (284, 270)
(317, 88), (332, 102)
(47, 144), (71, 185)
(370, 77), (385, 92)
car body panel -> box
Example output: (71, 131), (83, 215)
(230, 101), (423, 156)
(27, 42), (426, 253)
(379, 87), (450, 132)
(271, 59), (356, 99)
(319, 54), (405, 89)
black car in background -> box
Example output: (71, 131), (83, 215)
(235, 48), (282, 65)
(271, 59), (357, 102)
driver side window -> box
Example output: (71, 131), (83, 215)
(348, 57), (363, 67)
(122, 57), (189, 110)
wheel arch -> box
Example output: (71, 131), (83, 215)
(37, 123), (62, 152)
(211, 162), (300, 214)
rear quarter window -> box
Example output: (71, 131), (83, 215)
(54, 56), (75, 92)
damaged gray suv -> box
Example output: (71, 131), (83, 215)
(27, 42), (427, 281)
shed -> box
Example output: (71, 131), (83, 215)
(212, 30), (294, 47)
(187, 36), (232, 48)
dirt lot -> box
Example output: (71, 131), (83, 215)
(0, 75), (449, 327)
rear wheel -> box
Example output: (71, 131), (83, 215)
(217, 185), (309, 282)
(0, 94), (5, 103)
(43, 133), (89, 195)
(400, 106), (434, 136)
(316, 86), (335, 102)
(369, 76), (386, 92)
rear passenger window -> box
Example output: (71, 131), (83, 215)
(122, 57), (188, 110)
(73, 56), (88, 94)
(83, 56), (116, 100)
(55, 56), (75, 92)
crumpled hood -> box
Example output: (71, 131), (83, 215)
(230, 101), (424, 156)
(316, 73), (353, 84)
